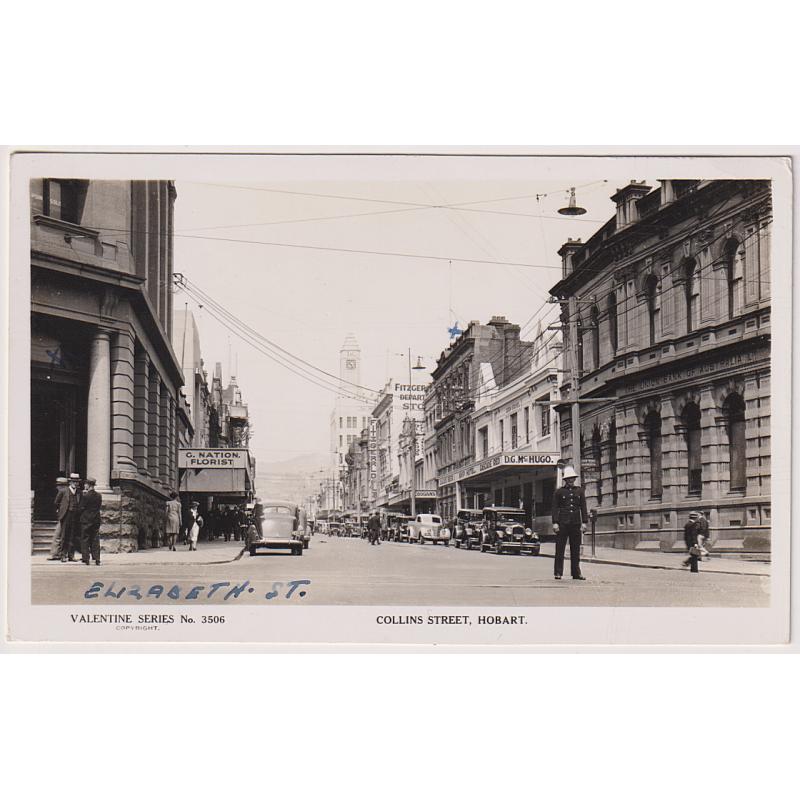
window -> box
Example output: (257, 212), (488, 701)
(339, 417), (343, 429)
(499, 420), (504, 450)
(539, 398), (551, 436)
(590, 305), (600, 368)
(524, 407), (530, 443)
(645, 274), (660, 346)
(644, 410), (662, 499)
(723, 394), (746, 491)
(339, 435), (343, 446)
(510, 413), (518, 449)
(608, 291), (619, 353)
(683, 403), (702, 495)
(725, 239), (744, 320)
(43, 179), (87, 224)
(479, 426), (489, 459)
(685, 259), (699, 334)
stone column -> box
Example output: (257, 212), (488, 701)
(147, 365), (160, 477)
(111, 329), (137, 474)
(660, 396), (682, 506)
(159, 379), (170, 485)
(133, 348), (150, 476)
(168, 394), (176, 488)
(700, 385), (725, 501)
(86, 328), (112, 491)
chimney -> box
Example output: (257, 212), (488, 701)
(610, 181), (652, 229)
(659, 179), (675, 204)
(557, 238), (583, 277)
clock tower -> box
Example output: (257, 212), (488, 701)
(339, 332), (361, 390)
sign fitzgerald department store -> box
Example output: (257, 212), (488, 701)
(438, 451), (561, 487)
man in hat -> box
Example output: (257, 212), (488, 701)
(59, 473), (83, 562)
(682, 511), (709, 571)
(551, 465), (589, 580)
(79, 477), (103, 565)
(48, 476), (70, 560)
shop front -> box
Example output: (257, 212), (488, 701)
(438, 451), (561, 534)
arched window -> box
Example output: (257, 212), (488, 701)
(682, 402), (702, 495)
(724, 239), (744, 320)
(723, 393), (746, 491)
(590, 305), (600, 369)
(644, 410), (662, 499)
(592, 427), (603, 505)
(645, 274), (660, 346)
(684, 259), (699, 333)
(608, 291), (619, 354)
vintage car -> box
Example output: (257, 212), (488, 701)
(392, 515), (414, 542)
(248, 500), (303, 556)
(480, 506), (540, 555)
(451, 509), (485, 550)
(293, 507), (311, 549)
(408, 513), (449, 545)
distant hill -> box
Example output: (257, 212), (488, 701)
(253, 451), (333, 503)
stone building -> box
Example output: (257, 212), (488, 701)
(431, 317), (537, 521)
(549, 179), (771, 553)
(31, 179), (182, 552)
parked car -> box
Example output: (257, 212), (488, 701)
(480, 506), (540, 555)
(393, 515), (414, 542)
(248, 500), (303, 556)
(452, 509), (484, 550)
(408, 513), (449, 545)
(293, 507), (310, 549)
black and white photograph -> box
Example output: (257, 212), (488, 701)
(4, 150), (792, 646)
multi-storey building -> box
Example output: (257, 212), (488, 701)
(329, 334), (374, 469)
(548, 179), (771, 553)
(457, 326), (563, 532)
(431, 317), (536, 521)
(30, 179), (182, 552)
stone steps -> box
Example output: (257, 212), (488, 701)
(32, 521), (58, 555)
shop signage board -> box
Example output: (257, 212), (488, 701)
(439, 451), (560, 487)
(178, 448), (249, 469)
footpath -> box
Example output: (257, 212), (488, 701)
(33, 537), (770, 577)
(537, 541), (769, 577)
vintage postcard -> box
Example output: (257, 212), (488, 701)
(2, 149), (792, 648)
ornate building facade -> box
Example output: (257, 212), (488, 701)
(549, 180), (771, 553)
(31, 179), (182, 552)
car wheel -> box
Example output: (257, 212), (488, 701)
(495, 542), (503, 555)
(294, 547), (302, 556)
(465, 540), (471, 551)
(303, 541), (309, 549)
(249, 546), (256, 557)
(444, 541), (449, 547)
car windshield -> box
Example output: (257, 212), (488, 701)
(497, 514), (525, 524)
(264, 506), (294, 515)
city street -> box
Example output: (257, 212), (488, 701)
(31, 535), (769, 607)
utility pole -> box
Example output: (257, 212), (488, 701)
(568, 295), (582, 482)
(408, 348), (417, 518)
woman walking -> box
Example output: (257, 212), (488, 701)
(184, 501), (203, 551)
(682, 511), (704, 573)
(165, 491), (182, 551)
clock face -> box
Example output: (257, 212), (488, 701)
(345, 359), (357, 369)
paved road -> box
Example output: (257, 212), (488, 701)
(31, 535), (769, 606)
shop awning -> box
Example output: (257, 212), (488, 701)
(438, 451), (561, 487)
(178, 448), (254, 497)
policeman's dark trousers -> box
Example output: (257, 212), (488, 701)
(555, 524), (582, 578)
(689, 554), (699, 573)
(81, 524), (100, 564)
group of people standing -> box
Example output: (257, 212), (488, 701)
(48, 473), (102, 565)
(164, 497), (250, 552)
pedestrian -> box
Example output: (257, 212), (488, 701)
(79, 477), (103, 566)
(48, 476), (69, 560)
(59, 472), (83, 562)
(682, 511), (705, 573)
(551, 465), (589, 580)
(695, 510), (710, 559)
(252, 497), (264, 540)
(165, 491), (182, 551)
(367, 512), (381, 545)
(184, 501), (203, 551)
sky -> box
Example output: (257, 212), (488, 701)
(172, 166), (648, 468)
